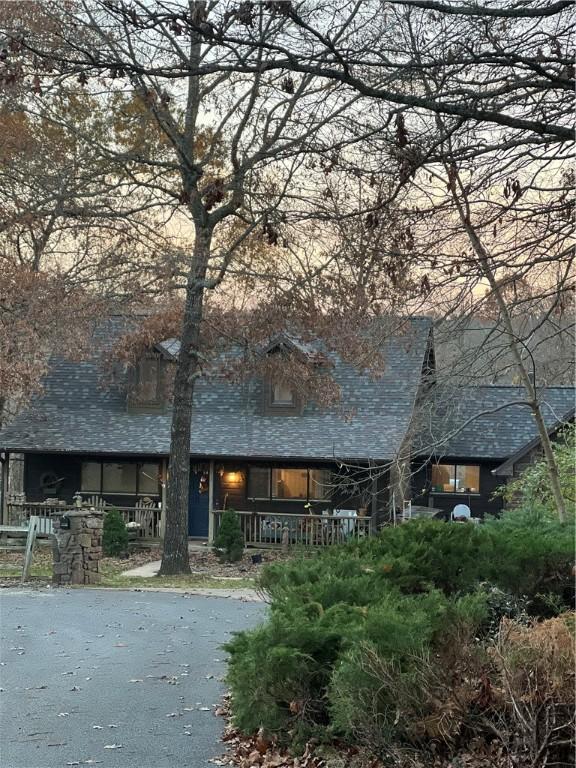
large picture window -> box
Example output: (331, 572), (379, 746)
(248, 467), (331, 501)
(431, 464), (480, 494)
(103, 462), (137, 494)
(80, 460), (160, 496)
(272, 468), (307, 499)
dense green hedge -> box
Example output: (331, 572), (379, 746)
(257, 512), (573, 609)
(226, 514), (573, 747)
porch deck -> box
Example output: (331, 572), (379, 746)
(5, 501), (374, 548)
(6, 500), (162, 540)
(212, 509), (373, 547)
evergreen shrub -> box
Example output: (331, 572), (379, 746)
(213, 509), (244, 562)
(226, 516), (573, 746)
(484, 510), (574, 614)
(102, 508), (129, 556)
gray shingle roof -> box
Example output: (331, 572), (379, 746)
(493, 407), (574, 476)
(415, 385), (575, 460)
(0, 317), (432, 461)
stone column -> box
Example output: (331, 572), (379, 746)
(52, 509), (104, 586)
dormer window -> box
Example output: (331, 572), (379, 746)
(272, 381), (295, 407)
(127, 352), (165, 413)
(263, 378), (301, 415)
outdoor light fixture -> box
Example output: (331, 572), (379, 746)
(224, 471), (243, 484)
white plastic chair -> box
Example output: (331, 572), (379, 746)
(333, 509), (357, 537)
(452, 503), (471, 521)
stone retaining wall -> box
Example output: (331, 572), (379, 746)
(52, 509), (103, 585)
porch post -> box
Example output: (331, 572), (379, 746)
(207, 460), (215, 544)
(0, 452), (9, 525)
(159, 458), (167, 539)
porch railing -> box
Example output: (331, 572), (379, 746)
(6, 501), (162, 540)
(212, 509), (372, 548)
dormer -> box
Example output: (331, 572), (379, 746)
(127, 339), (177, 413)
(260, 333), (321, 416)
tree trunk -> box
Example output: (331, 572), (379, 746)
(159, 229), (211, 575)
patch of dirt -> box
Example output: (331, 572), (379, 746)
(102, 547), (163, 571)
(189, 548), (301, 579)
(0, 546), (52, 569)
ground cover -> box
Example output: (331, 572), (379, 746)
(0, 542), (295, 591)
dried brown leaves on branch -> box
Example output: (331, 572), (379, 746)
(0, 263), (100, 420)
(6, 0), (390, 573)
(2, 0), (574, 546)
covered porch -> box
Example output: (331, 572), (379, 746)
(2, 453), (384, 547)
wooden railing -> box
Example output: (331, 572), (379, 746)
(6, 501), (69, 535)
(212, 509), (372, 548)
(6, 501), (162, 540)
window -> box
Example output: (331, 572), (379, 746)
(103, 462), (137, 494)
(80, 461), (160, 496)
(271, 382), (294, 406)
(138, 463), (159, 495)
(431, 464), (480, 494)
(263, 379), (300, 415)
(81, 462), (101, 492)
(455, 465), (480, 493)
(247, 467), (271, 499)
(272, 468), (307, 499)
(127, 354), (164, 411)
(247, 467), (331, 501)
(309, 468), (331, 499)
(138, 357), (160, 402)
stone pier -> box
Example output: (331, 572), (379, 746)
(52, 509), (104, 586)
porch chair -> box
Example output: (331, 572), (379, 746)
(135, 497), (158, 538)
(451, 503), (471, 522)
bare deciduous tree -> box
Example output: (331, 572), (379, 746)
(10, 0), (379, 572)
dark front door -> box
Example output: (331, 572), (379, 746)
(188, 470), (209, 538)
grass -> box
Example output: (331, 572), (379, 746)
(0, 562), (53, 578)
(97, 573), (257, 590)
(0, 545), (257, 591)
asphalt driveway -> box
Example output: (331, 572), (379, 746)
(0, 588), (265, 768)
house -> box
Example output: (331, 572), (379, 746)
(0, 316), (573, 539)
(491, 408), (574, 482)
(411, 386), (575, 519)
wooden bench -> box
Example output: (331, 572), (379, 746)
(0, 516), (40, 582)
